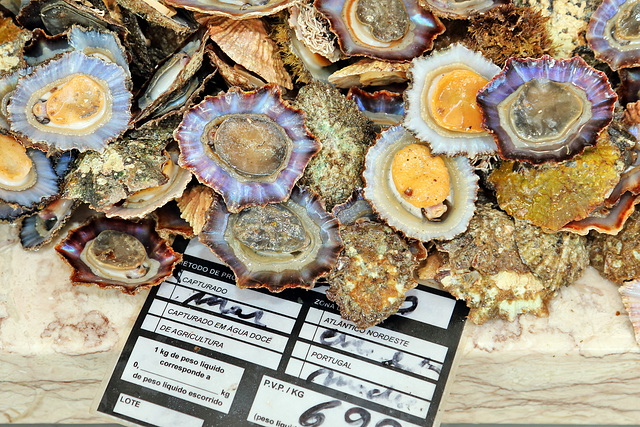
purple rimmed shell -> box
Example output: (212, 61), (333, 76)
(199, 186), (343, 292)
(477, 55), (617, 164)
(7, 51), (132, 152)
(315, 0), (445, 61)
(346, 88), (404, 127)
(586, 0), (640, 71)
(0, 147), (59, 209)
(175, 84), (320, 213)
(55, 216), (182, 294)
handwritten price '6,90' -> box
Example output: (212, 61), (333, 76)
(299, 400), (402, 427)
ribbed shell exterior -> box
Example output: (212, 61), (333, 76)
(362, 125), (478, 241)
(315, 0), (445, 60)
(587, 0), (640, 71)
(8, 51), (132, 152)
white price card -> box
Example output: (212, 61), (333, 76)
(98, 237), (468, 426)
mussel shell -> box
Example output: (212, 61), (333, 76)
(55, 216), (182, 293)
(199, 186), (343, 292)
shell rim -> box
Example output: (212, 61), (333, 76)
(54, 216), (182, 294)
(586, 0), (640, 71)
(198, 186), (343, 292)
(403, 43), (500, 157)
(476, 55), (617, 164)
(7, 51), (132, 153)
(174, 83), (321, 213)
(362, 124), (479, 241)
(314, 0), (445, 61)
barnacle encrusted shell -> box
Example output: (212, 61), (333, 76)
(62, 124), (173, 210)
(488, 133), (623, 232)
(175, 84), (319, 213)
(619, 280), (640, 346)
(199, 186), (342, 292)
(586, 0), (640, 71)
(326, 220), (423, 329)
(0, 134), (59, 209)
(589, 210), (640, 283)
(363, 125), (478, 241)
(436, 203), (589, 324)
(293, 81), (376, 210)
(55, 216), (182, 294)
(315, 0), (445, 60)
(423, 0), (509, 19)
(102, 149), (192, 219)
(477, 55), (617, 163)
(8, 51), (132, 152)
(404, 44), (500, 156)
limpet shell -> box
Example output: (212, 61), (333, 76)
(8, 51), (132, 153)
(55, 216), (182, 294)
(175, 84), (320, 213)
(199, 186), (343, 292)
(477, 55), (617, 163)
(363, 125), (478, 241)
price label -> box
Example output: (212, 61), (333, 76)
(98, 238), (468, 426)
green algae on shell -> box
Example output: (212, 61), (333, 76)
(293, 81), (376, 210)
(326, 220), (424, 329)
(487, 132), (623, 232)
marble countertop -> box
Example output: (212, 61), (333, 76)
(1, 223), (639, 425)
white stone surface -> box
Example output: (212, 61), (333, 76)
(1, 222), (639, 424)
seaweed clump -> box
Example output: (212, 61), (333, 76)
(463, 5), (555, 66)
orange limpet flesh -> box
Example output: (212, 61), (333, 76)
(391, 143), (450, 208)
(429, 69), (488, 133)
(46, 75), (106, 125)
(0, 134), (33, 187)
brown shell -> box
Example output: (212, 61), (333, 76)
(176, 184), (215, 235)
(328, 58), (410, 88)
(55, 216), (182, 294)
(205, 17), (293, 90)
(326, 220), (422, 329)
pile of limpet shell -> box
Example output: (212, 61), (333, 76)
(1, 0), (640, 338)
